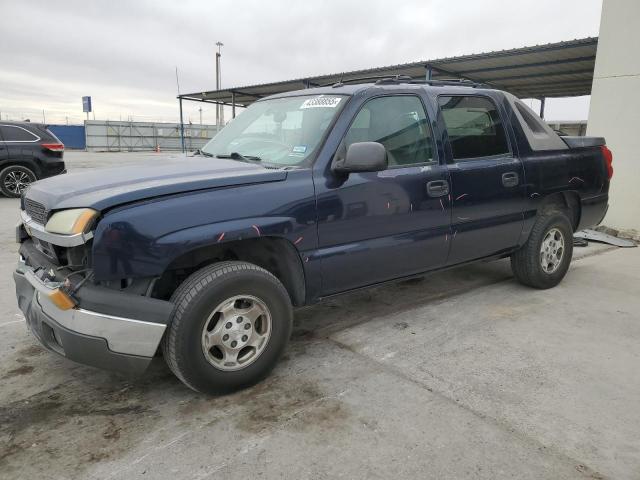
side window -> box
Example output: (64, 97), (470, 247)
(0, 125), (39, 142)
(344, 96), (434, 167)
(438, 96), (509, 160)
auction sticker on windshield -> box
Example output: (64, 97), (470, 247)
(300, 96), (342, 109)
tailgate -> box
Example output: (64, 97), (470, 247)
(561, 136), (605, 148)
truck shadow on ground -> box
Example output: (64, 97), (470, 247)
(0, 260), (513, 478)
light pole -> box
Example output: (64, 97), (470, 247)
(215, 41), (224, 129)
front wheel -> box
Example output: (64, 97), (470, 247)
(162, 261), (293, 394)
(511, 210), (574, 289)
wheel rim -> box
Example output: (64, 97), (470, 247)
(4, 170), (33, 195)
(201, 295), (272, 371)
(540, 227), (565, 274)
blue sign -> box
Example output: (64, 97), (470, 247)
(82, 96), (92, 113)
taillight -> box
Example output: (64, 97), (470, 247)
(41, 143), (65, 152)
(600, 145), (613, 179)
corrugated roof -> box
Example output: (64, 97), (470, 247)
(179, 37), (597, 106)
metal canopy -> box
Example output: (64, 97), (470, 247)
(179, 37), (597, 108)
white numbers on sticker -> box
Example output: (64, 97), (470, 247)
(300, 96), (341, 109)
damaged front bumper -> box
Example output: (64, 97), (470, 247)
(13, 253), (173, 375)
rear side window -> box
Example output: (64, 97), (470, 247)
(45, 128), (62, 143)
(438, 96), (509, 160)
(344, 95), (434, 167)
(0, 125), (39, 142)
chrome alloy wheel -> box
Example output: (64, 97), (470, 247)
(540, 228), (565, 274)
(201, 295), (272, 371)
(4, 170), (33, 195)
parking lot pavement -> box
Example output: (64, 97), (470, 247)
(61, 150), (187, 171)
(1, 153), (638, 479)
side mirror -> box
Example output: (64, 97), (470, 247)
(332, 142), (388, 174)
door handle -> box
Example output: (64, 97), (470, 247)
(426, 180), (449, 198)
(502, 171), (519, 188)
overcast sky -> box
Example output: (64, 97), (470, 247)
(0, 0), (602, 125)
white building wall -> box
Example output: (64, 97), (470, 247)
(587, 0), (640, 231)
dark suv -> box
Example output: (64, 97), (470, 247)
(0, 122), (66, 197)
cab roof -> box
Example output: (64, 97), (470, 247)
(262, 81), (499, 102)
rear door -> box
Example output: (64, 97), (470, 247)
(438, 95), (525, 264)
(315, 93), (451, 295)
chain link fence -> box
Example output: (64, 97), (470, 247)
(85, 120), (220, 152)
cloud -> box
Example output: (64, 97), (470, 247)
(0, 0), (602, 123)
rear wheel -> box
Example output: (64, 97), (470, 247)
(0, 165), (36, 197)
(162, 261), (293, 394)
(511, 210), (574, 289)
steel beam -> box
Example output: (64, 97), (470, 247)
(515, 89), (591, 98)
(519, 79), (594, 88)
(513, 81), (593, 95)
(483, 68), (593, 83)
(436, 37), (597, 64)
(455, 55), (596, 75)
(179, 96), (247, 108)
(230, 90), (263, 99)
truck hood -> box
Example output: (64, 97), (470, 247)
(24, 156), (288, 212)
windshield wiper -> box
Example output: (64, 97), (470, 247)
(193, 149), (214, 157)
(214, 152), (262, 162)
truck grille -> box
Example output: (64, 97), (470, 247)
(24, 198), (48, 225)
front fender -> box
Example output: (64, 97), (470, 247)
(156, 215), (305, 263)
(93, 214), (315, 281)
(91, 172), (317, 281)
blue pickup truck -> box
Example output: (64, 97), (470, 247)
(14, 79), (613, 393)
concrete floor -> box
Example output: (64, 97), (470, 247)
(0, 152), (638, 479)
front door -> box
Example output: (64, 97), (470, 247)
(438, 95), (525, 264)
(315, 94), (451, 295)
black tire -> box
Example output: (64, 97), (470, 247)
(161, 261), (293, 394)
(511, 209), (574, 289)
(0, 165), (37, 198)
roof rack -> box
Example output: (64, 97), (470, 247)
(329, 74), (487, 89)
(373, 75), (414, 84)
(327, 75), (409, 87)
(410, 78), (487, 88)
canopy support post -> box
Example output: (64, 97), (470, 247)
(179, 97), (185, 153)
(232, 92), (236, 119)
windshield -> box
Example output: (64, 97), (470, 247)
(201, 94), (347, 167)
